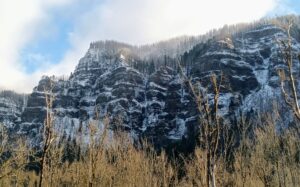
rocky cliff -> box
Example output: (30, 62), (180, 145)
(2, 22), (300, 149)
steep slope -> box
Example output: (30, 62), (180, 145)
(17, 45), (198, 147)
(1, 22), (300, 149)
(184, 25), (300, 120)
(0, 91), (27, 128)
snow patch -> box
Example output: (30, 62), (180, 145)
(168, 118), (186, 140)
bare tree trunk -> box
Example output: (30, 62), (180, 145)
(176, 59), (222, 187)
(278, 22), (300, 121)
(211, 163), (216, 187)
(38, 153), (46, 187)
(206, 150), (210, 187)
(39, 84), (55, 187)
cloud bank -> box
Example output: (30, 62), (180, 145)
(0, 0), (291, 92)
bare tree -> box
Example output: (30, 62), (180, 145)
(88, 111), (109, 187)
(177, 59), (223, 187)
(277, 21), (300, 121)
(39, 81), (55, 187)
(0, 129), (31, 182)
(0, 124), (7, 156)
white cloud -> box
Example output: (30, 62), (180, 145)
(47, 0), (279, 78)
(0, 0), (75, 93)
(269, 0), (296, 16)
(63, 0), (278, 45)
(0, 0), (290, 93)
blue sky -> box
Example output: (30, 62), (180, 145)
(0, 0), (299, 92)
(20, 1), (99, 73)
(274, 0), (300, 14)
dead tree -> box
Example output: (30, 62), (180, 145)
(0, 125), (7, 155)
(88, 110), (109, 187)
(177, 59), (223, 187)
(39, 81), (55, 187)
(277, 21), (300, 121)
(0, 126), (32, 181)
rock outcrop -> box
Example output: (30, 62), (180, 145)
(1, 23), (300, 148)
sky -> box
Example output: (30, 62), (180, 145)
(0, 0), (299, 93)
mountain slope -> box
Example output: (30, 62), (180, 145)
(0, 91), (27, 128)
(1, 19), (300, 148)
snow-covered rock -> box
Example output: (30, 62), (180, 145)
(1, 23), (300, 149)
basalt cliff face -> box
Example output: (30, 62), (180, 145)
(2, 23), (300, 149)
